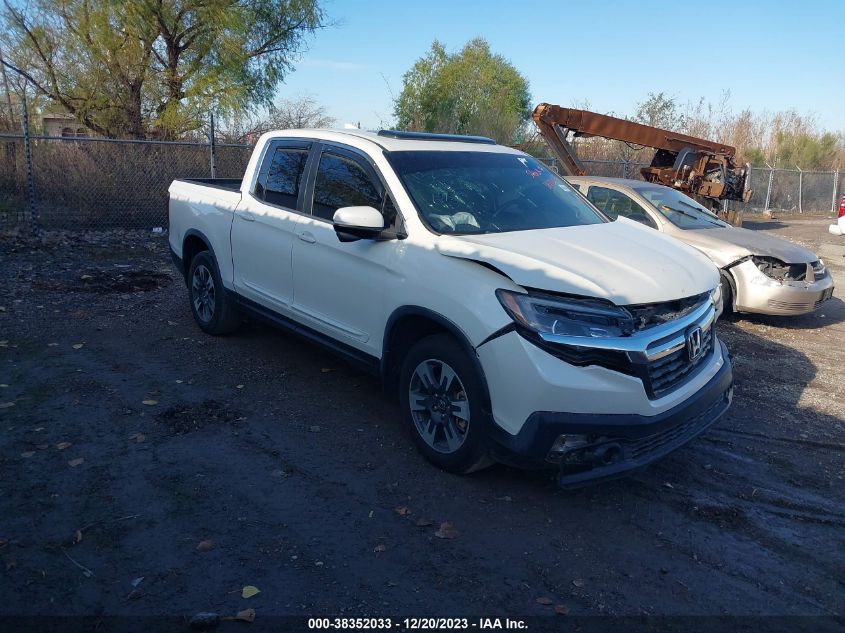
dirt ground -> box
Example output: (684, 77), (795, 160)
(0, 216), (843, 629)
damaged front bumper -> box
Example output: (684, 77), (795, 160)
(731, 259), (834, 315)
(488, 341), (733, 489)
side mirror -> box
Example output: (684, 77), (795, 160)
(332, 206), (384, 242)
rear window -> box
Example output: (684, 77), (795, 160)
(258, 147), (309, 209)
(385, 151), (604, 235)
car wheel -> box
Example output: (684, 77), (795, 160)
(188, 250), (240, 335)
(720, 271), (734, 316)
(399, 334), (493, 474)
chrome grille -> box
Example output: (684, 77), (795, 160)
(646, 325), (713, 397)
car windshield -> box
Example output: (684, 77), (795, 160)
(632, 185), (729, 230)
(385, 151), (605, 235)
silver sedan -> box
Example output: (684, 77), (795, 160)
(566, 176), (834, 316)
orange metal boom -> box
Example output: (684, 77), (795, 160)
(533, 103), (752, 206)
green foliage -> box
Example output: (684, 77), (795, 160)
(394, 38), (531, 145)
(771, 131), (839, 170)
(1, 0), (324, 138)
(634, 92), (684, 131)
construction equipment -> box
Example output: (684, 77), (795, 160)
(532, 103), (753, 219)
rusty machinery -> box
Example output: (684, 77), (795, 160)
(532, 103), (753, 213)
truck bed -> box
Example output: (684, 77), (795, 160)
(177, 177), (243, 192)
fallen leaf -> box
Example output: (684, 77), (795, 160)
(664, 482), (674, 489)
(308, 425), (321, 432)
(56, 442), (72, 450)
(572, 579), (585, 588)
(373, 543), (386, 553)
(73, 530), (83, 544)
(131, 576), (144, 588)
(224, 608), (256, 623)
(47, 343), (58, 347)
(0, 306), (5, 312)
(536, 597), (553, 605)
(0, 402), (15, 409)
(196, 539), (215, 552)
(555, 604), (570, 615)
(68, 458), (85, 467)
(0, 384), (7, 388)
(434, 522), (458, 539)
(394, 506), (411, 517)
(175, 379), (183, 384)
(242, 585), (260, 599)
(72, 343), (84, 350)
(236, 384), (244, 389)
(415, 517), (433, 527)
(320, 368), (334, 373)
(129, 433), (146, 443)
(33, 427), (44, 432)
(20, 451), (35, 458)
(141, 399), (158, 406)
(0, 341), (7, 347)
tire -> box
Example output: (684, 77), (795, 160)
(720, 271), (734, 316)
(187, 250), (240, 335)
(398, 333), (493, 474)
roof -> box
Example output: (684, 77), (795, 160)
(258, 128), (522, 154)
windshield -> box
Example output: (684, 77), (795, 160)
(632, 185), (728, 230)
(385, 151), (605, 235)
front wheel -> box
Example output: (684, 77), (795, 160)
(399, 334), (493, 474)
(720, 271), (735, 316)
(188, 250), (240, 335)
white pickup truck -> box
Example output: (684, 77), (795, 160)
(168, 129), (733, 487)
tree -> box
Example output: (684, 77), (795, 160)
(1, 0), (325, 138)
(221, 93), (334, 142)
(634, 92), (684, 131)
(394, 38), (531, 144)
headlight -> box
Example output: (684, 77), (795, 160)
(496, 289), (634, 338)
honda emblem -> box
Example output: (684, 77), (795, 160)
(687, 326), (703, 361)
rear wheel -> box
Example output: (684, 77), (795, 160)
(399, 334), (493, 474)
(188, 250), (240, 335)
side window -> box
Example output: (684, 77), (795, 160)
(587, 186), (657, 229)
(312, 153), (383, 221)
(257, 146), (309, 209)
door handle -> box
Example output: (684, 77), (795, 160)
(238, 211), (255, 222)
(299, 231), (316, 244)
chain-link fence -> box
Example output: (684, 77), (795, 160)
(1, 134), (842, 232)
(0, 133), (252, 231)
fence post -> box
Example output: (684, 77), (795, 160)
(20, 92), (37, 234)
(622, 159), (628, 179)
(796, 166), (803, 214)
(209, 112), (217, 178)
(833, 169), (839, 213)
(764, 163), (774, 212)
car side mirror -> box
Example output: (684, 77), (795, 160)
(332, 206), (384, 242)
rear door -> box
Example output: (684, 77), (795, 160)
(290, 144), (403, 357)
(231, 139), (312, 310)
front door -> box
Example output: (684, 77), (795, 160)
(291, 146), (402, 357)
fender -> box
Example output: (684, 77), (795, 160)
(381, 305), (492, 413)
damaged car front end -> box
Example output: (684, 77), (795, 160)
(727, 256), (833, 315)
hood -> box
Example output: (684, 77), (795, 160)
(436, 217), (718, 305)
(678, 226), (819, 267)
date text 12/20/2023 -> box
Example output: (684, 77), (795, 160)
(307, 617), (529, 630)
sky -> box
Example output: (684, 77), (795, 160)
(277, 0), (845, 132)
